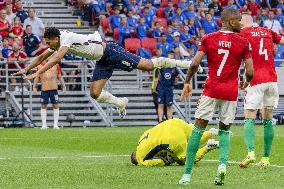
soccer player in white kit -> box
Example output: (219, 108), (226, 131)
(13, 27), (193, 118)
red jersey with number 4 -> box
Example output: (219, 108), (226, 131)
(240, 27), (281, 86)
(199, 31), (251, 101)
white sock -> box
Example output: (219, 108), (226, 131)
(41, 108), (47, 128)
(96, 90), (124, 109)
(151, 57), (192, 69)
(53, 108), (59, 128)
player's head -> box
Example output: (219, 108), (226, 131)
(241, 14), (254, 28)
(44, 27), (61, 50)
(130, 152), (138, 165)
(221, 9), (241, 32)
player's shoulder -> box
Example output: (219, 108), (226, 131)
(201, 31), (220, 40)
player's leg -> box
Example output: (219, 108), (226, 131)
(157, 89), (165, 123)
(165, 88), (174, 120)
(179, 96), (215, 185)
(50, 90), (60, 129)
(103, 43), (193, 73)
(40, 91), (48, 129)
(90, 76), (128, 118)
(258, 82), (279, 167)
(214, 100), (236, 185)
(240, 84), (263, 168)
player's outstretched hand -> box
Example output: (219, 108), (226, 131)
(62, 86), (67, 94)
(24, 72), (39, 80)
(180, 83), (192, 101)
(239, 81), (249, 90)
(11, 69), (26, 76)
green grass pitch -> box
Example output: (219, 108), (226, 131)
(0, 125), (283, 189)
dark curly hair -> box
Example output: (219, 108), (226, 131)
(44, 27), (60, 39)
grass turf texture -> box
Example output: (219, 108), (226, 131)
(0, 125), (283, 189)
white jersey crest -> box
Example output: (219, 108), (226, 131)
(59, 30), (104, 60)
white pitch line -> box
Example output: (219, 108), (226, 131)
(0, 155), (284, 168)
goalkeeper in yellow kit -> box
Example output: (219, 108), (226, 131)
(130, 118), (219, 166)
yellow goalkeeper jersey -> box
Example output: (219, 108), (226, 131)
(136, 118), (193, 166)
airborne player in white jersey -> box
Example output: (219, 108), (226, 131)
(13, 27), (193, 118)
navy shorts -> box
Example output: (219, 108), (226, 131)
(92, 42), (141, 81)
(158, 87), (174, 105)
(41, 90), (59, 105)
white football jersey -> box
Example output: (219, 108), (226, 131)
(57, 30), (104, 60)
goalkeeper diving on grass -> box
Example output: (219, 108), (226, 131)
(130, 118), (219, 166)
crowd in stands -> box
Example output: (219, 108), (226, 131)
(70, 0), (284, 67)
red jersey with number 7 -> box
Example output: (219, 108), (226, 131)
(240, 27), (282, 86)
(198, 31), (251, 101)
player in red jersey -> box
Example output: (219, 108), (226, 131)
(178, 9), (254, 186)
(239, 14), (284, 168)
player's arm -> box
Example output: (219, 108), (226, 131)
(12, 49), (54, 76)
(58, 73), (66, 93)
(33, 76), (40, 95)
(24, 47), (69, 80)
(180, 51), (205, 101)
(241, 57), (254, 89)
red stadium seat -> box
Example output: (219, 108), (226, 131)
(125, 38), (141, 54)
(156, 8), (165, 18)
(141, 38), (157, 54)
(161, 0), (168, 7)
(113, 28), (119, 42)
(101, 17), (110, 33)
(154, 18), (168, 30)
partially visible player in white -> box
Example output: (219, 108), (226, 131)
(33, 53), (66, 129)
(13, 27), (194, 118)
(239, 14), (284, 168)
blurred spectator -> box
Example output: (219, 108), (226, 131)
(118, 16), (135, 45)
(23, 8), (45, 38)
(7, 42), (28, 91)
(128, 0), (142, 14)
(145, 0), (157, 17)
(173, 45), (184, 60)
(200, 12), (219, 34)
(152, 22), (164, 38)
(188, 18), (199, 36)
(157, 51), (179, 122)
(137, 17), (150, 39)
(259, 8), (268, 26)
(112, 0), (128, 14)
(140, 6), (155, 28)
(180, 26), (191, 48)
(127, 10), (139, 28)
(179, 0), (189, 10)
(183, 3), (197, 20)
(247, 0), (261, 17)
(32, 38), (49, 57)
(10, 16), (23, 38)
(0, 9), (10, 37)
(23, 25), (41, 57)
(172, 7), (186, 24)
(277, 0), (284, 9)
(274, 8), (284, 25)
(6, 3), (15, 25)
(236, 0), (247, 8)
(226, 0), (238, 9)
(157, 32), (173, 57)
(264, 11), (283, 34)
(109, 6), (121, 31)
(165, 1), (176, 20)
(208, 0), (222, 17)
(1, 38), (12, 60)
(15, 0), (28, 23)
